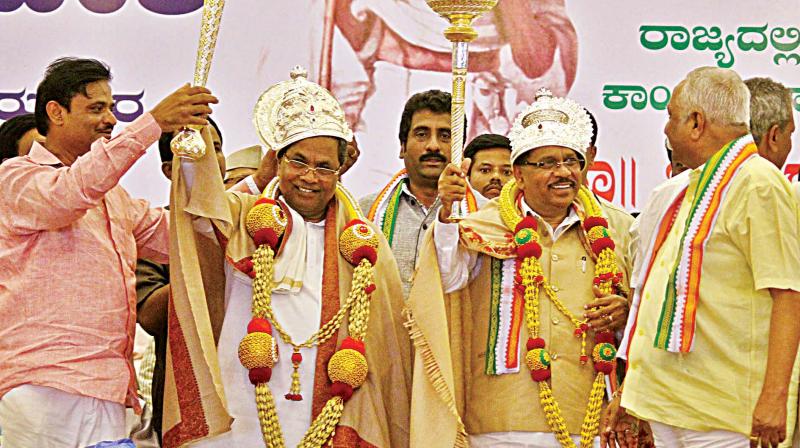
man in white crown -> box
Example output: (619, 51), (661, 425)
(406, 90), (633, 447)
(163, 68), (410, 448)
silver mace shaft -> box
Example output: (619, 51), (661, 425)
(425, 1), (499, 219)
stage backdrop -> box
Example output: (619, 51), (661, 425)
(2, 0), (800, 211)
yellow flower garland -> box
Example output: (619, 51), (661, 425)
(238, 179), (379, 447)
(498, 180), (621, 448)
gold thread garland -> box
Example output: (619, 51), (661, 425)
(499, 180), (621, 448)
(239, 180), (378, 447)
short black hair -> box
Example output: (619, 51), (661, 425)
(586, 108), (598, 147)
(398, 89), (452, 145)
(464, 133), (511, 174)
(0, 113), (37, 161)
(464, 133), (511, 161)
(157, 116), (222, 164)
(35, 57), (112, 136)
(157, 132), (174, 164)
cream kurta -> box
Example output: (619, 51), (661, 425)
(622, 154), (800, 435)
(406, 196), (632, 447)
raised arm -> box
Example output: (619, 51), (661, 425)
(436, 160), (478, 293)
(0, 84), (216, 235)
(0, 114), (160, 233)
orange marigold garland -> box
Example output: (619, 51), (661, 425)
(499, 180), (622, 448)
(239, 179), (378, 447)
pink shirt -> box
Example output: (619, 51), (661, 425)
(0, 113), (167, 410)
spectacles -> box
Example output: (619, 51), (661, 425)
(519, 157), (582, 171)
(285, 158), (340, 179)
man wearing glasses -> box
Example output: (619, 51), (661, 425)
(406, 90), (633, 447)
(162, 69), (410, 447)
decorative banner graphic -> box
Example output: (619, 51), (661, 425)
(0, 88), (146, 122)
(638, 24), (800, 68)
(1, 0), (799, 211)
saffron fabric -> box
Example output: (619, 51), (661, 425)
(622, 149), (800, 435)
(0, 114), (166, 410)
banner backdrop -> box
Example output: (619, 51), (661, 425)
(2, 0), (800, 211)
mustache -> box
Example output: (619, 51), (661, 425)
(419, 153), (446, 163)
(97, 125), (115, 133)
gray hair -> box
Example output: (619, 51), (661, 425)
(674, 67), (750, 129)
(745, 77), (793, 145)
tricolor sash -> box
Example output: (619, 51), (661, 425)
(485, 257), (524, 374)
(367, 170), (408, 245)
(619, 188), (686, 360)
(368, 169), (478, 244)
(654, 135), (758, 353)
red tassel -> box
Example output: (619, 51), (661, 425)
(583, 216), (609, 231)
(595, 331), (615, 344)
(330, 381), (355, 401)
(340, 337), (366, 354)
(595, 361), (614, 374)
(515, 216), (538, 232)
(531, 369), (551, 382)
(248, 367), (272, 384)
(526, 337), (546, 350)
(352, 246), (378, 265)
(253, 228), (279, 249)
(590, 237), (615, 255)
(247, 318), (272, 334)
(517, 242), (542, 259)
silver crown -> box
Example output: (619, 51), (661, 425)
(508, 88), (592, 164)
(253, 66), (353, 152)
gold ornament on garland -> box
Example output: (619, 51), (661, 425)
(239, 178), (379, 447)
(498, 179), (621, 448)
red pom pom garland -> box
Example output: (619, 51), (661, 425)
(496, 157), (625, 447)
(339, 219), (380, 267)
(246, 199), (287, 250)
(247, 318), (272, 334)
(242, 181), (382, 444)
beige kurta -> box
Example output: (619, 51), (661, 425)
(406, 197), (632, 447)
(163, 128), (411, 447)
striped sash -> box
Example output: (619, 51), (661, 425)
(367, 169), (479, 244)
(654, 135), (758, 352)
(485, 257), (524, 375)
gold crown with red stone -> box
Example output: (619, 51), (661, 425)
(508, 88), (592, 164)
(253, 66), (353, 152)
